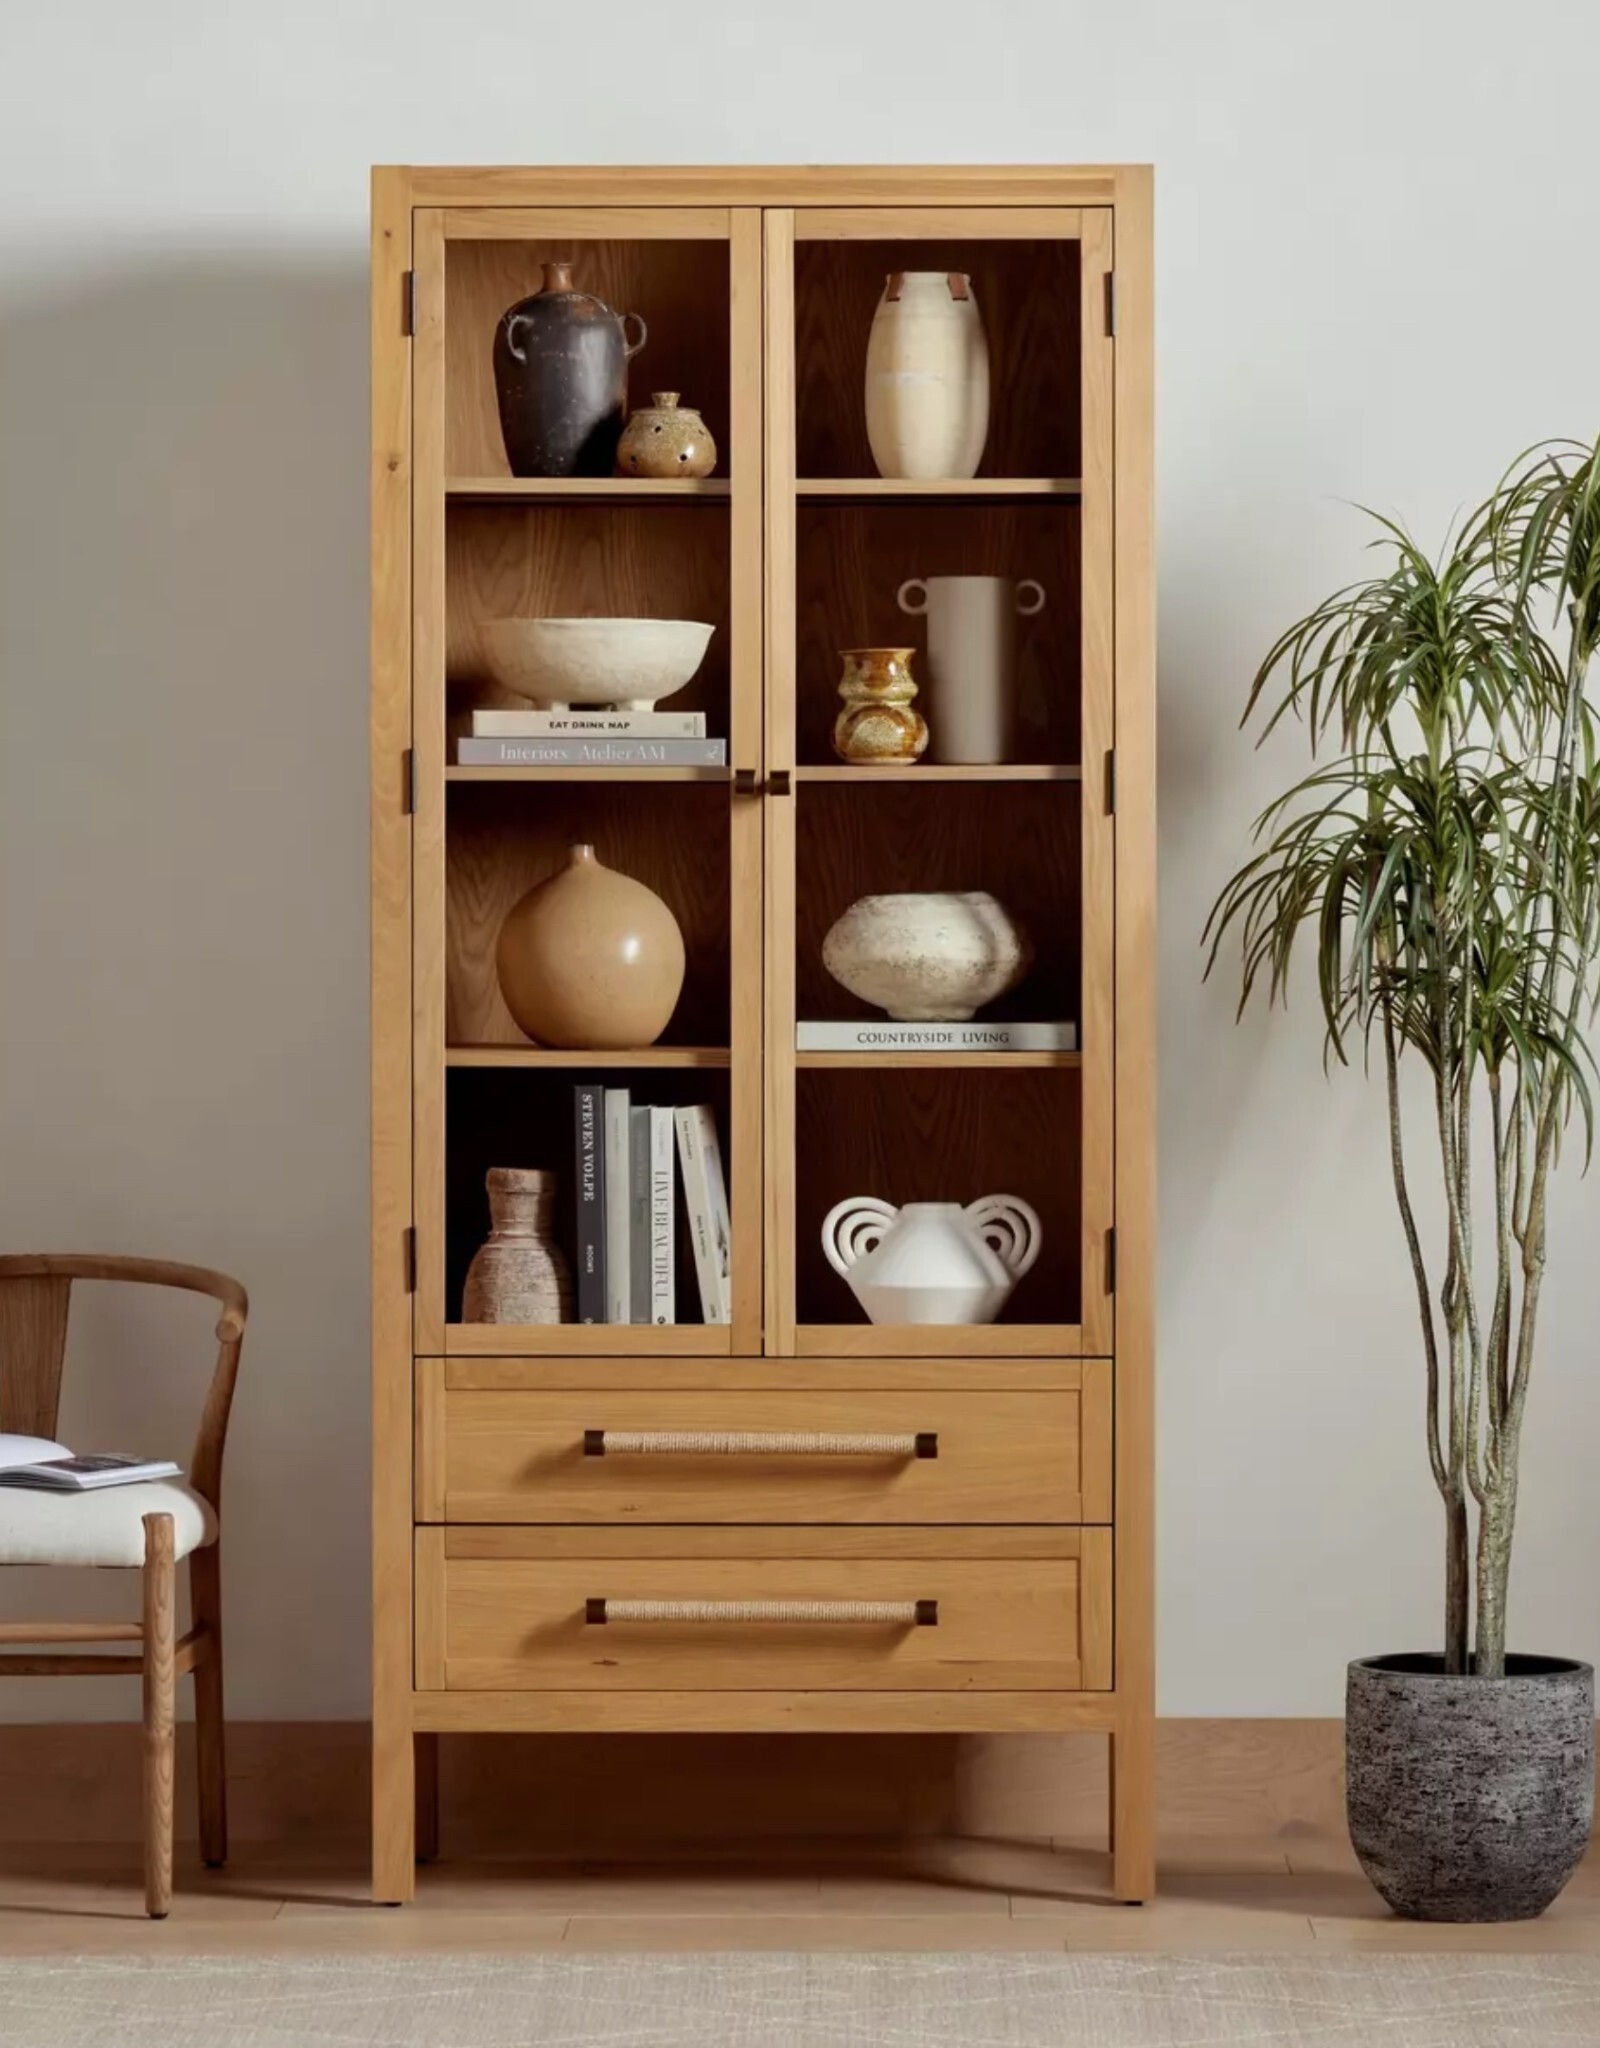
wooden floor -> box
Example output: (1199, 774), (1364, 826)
(2, 1834), (1598, 1953)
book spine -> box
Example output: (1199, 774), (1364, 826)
(457, 738), (727, 768)
(472, 710), (708, 738)
(649, 1106), (675, 1325)
(603, 1089), (631, 1325)
(794, 1020), (1080, 1053)
(573, 1085), (606, 1325)
(674, 1106), (717, 1326)
(628, 1105), (652, 1326)
(692, 1104), (733, 1325)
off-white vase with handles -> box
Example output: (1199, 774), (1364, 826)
(821, 1194), (1042, 1325)
(864, 271), (990, 480)
(897, 576), (1046, 764)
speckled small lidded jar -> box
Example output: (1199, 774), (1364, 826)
(616, 392), (718, 479)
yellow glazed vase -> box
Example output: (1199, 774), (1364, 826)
(832, 647), (928, 765)
(495, 843), (686, 1049)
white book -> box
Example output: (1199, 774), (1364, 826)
(648, 1106), (676, 1325)
(796, 1020), (1080, 1054)
(674, 1105), (731, 1326)
(629, 1105), (653, 1325)
(693, 1104), (733, 1326)
(0, 1448), (180, 1491)
(603, 1089), (631, 1325)
(472, 708), (707, 738)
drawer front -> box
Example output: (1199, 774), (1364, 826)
(418, 1531), (1111, 1692)
(417, 1374), (1109, 1525)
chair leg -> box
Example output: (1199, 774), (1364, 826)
(142, 1512), (177, 1919)
(191, 1543), (227, 1868)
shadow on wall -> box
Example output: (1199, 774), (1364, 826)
(0, 259), (372, 1717)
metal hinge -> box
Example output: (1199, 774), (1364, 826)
(401, 747), (415, 815)
(403, 1227), (417, 1294)
(1105, 1227), (1117, 1295)
(1105, 271), (1117, 339)
(402, 270), (416, 337)
(1104, 748), (1116, 816)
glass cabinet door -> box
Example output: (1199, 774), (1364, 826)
(763, 207), (1115, 1357)
(410, 206), (766, 1355)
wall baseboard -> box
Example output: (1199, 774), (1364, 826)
(0, 1719), (1349, 1847)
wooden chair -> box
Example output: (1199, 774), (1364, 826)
(0, 1255), (247, 1917)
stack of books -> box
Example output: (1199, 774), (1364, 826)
(573, 1086), (731, 1325)
(458, 708), (726, 769)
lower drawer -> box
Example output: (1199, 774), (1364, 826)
(416, 1528), (1112, 1693)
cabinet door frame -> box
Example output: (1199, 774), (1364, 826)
(762, 204), (1114, 1359)
(410, 202), (765, 1355)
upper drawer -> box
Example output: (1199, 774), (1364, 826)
(416, 1361), (1111, 1525)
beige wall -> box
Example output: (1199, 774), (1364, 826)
(2, 0), (1598, 1729)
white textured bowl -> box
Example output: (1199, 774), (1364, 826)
(482, 618), (714, 709)
(822, 891), (1033, 1021)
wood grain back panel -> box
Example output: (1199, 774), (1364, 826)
(445, 1066), (732, 1329)
(793, 1066), (1082, 1330)
(0, 1275), (71, 1438)
(795, 501), (1080, 766)
(445, 238), (731, 478)
(445, 781), (731, 1047)
(446, 502), (731, 739)
(794, 239), (1081, 479)
(794, 781), (1081, 1025)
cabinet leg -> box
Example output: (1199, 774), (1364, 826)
(415, 1732), (440, 1864)
(1109, 1718), (1155, 1902)
(372, 1714), (416, 1903)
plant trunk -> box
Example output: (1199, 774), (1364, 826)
(1445, 1492), (1470, 1674)
(1475, 1486), (1517, 1679)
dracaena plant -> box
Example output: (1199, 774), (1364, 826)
(1205, 434), (1600, 1678)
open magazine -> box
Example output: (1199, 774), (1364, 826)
(0, 1435), (178, 1491)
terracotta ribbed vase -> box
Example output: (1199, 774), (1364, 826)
(462, 1168), (573, 1324)
(495, 842), (686, 1049)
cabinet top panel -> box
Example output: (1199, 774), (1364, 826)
(378, 166), (1148, 210)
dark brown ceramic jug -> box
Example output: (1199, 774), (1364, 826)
(493, 262), (647, 478)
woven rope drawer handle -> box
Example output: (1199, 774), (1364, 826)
(585, 1598), (939, 1626)
(583, 1429), (937, 1458)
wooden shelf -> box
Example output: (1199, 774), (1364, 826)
(795, 764), (1082, 783)
(796, 478), (1082, 500)
(796, 1050), (1081, 1070)
(447, 1046), (730, 1069)
(447, 765), (730, 785)
(447, 477), (731, 503)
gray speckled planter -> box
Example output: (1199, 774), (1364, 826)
(1346, 1653), (1594, 1921)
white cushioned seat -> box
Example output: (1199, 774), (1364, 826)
(0, 1479), (217, 1567)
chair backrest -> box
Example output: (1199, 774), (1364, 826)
(0, 1255), (248, 1504)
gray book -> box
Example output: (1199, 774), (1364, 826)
(472, 709), (707, 738)
(628, 1105), (653, 1326)
(457, 737), (726, 768)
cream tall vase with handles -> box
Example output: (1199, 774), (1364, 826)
(865, 272), (990, 480)
(897, 576), (1046, 763)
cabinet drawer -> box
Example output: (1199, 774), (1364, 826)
(416, 1367), (1110, 1525)
(417, 1528), (1111, 1692)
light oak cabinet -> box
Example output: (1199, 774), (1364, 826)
(372, 165), (1154, 1903)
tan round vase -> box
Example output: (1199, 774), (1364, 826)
(462, 1168), (573, 1324)
(616, 392), (718, 479)
(832, 647), (928, 765)
(495, 843), (686, 1048)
